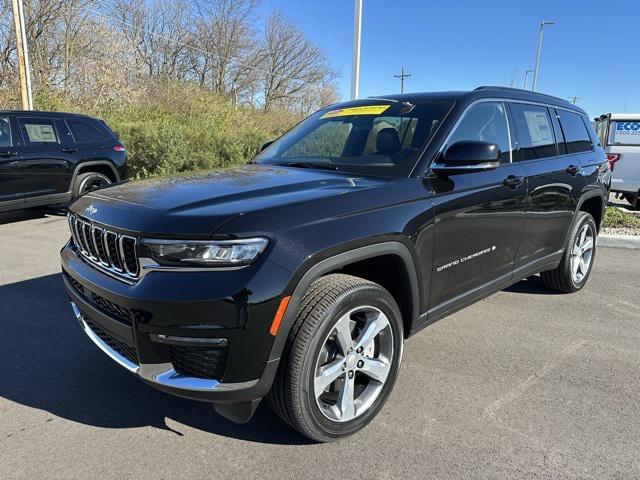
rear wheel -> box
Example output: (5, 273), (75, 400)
(267, 274), (403, 442)
(73, 171), (112, 199)
(541, 212), (597, 293)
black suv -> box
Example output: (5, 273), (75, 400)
(0, 111), (126, 212)
(61, 87), (609, 442)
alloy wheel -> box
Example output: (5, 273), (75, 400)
(313, 305), (394, 423)
(571, 223), (594, 284)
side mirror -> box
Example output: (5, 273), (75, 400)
(260, 140), (274, 152)
(431, 140), (500, 174)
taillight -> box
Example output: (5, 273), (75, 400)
(113, 145), (126, 152)
(606, 153), (621, 172)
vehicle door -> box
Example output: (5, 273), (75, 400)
(0, 115), (23, 204)
(427, 100), (527, 312)
(509, 103), (587, 266)
(17, 116), (78, 199)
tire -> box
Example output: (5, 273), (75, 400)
(72, 172), (112, 200)
(267, 273), (404, 442)
(541, 212), (597, 293)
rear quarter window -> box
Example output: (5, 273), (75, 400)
(66, 118), (112, 144)
(557, 110), (593, 154)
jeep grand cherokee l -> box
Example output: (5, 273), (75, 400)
(61, 86), (609, 442)
(0, 110), (126, 213)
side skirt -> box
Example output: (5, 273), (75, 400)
(410, 250), (564, 336)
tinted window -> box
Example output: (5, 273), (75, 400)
(447, 102), (511, 163)
(66, 118), (109, 143)
(557, 110), (592, 154)
(511, 104), (556, 160)
(19, 118), (59, 144)
(0, 117), (11, 147)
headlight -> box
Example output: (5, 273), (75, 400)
(142, 238), (268, 267)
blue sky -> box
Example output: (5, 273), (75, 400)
(260, 0), (639, 119)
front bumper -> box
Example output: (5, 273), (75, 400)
(61, 243), (289, 405)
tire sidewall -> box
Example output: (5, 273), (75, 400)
(297, 286), (403, 440)
(73, 172), (112, 199)
(565, 212), (597, 291)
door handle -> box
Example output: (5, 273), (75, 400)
(502, 175), (524, 189)
(0, 150), (17, 157)
(61, 147), (77, 153)
(566, 165), (580, 175)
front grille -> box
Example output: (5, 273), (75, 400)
(84, 317), (138, 365)
(68, 213), (139, 282)
(171, 345), (228, 380)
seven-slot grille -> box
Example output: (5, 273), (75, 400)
(68, 213), (139, 281)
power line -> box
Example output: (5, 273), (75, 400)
(393, 67), (411, 94)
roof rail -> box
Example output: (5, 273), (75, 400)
(473, 86), (532, 93)
(473, 85), (577, 106)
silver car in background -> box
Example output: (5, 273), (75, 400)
(595, 113), (640, 208)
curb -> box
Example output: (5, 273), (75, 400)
(598, 234), (640, 249)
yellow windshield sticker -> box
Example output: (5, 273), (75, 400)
(321, 105), (390, 119)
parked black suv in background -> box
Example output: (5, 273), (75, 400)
(0, 111), (126, 212)
(61, 87), (609, 442)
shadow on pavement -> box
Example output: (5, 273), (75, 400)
(0, 208), (66, 226)
(504, 275), (561, 295)
(0, 273), (309, 445)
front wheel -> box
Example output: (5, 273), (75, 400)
(541, 212), (597, 292)
(267, 274), (404, 442)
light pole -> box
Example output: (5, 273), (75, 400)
(11, 0), (33, 110)
(531, 20), (554, 92)
(351, 0), (362, 100)
(523, 68), (534, 90)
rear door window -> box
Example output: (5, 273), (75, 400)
(18, 117), (59, 145)
(608, 120), (640, 146)
(66, 118), (110, 144)
(0, 117), (11, 147)
(510, 103), (557, 160)
(557, 110), (593, 154)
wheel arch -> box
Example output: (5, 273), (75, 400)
(72, 161), (120, 185)
(268, 241), (421, 363)
(576, 190), (605, 231)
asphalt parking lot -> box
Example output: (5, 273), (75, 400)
(1, 209), (639, 479)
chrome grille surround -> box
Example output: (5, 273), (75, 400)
(67, 213), (139, 283)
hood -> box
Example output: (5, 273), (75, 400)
(70, 165), (390, 236)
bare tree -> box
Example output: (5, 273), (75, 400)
(111, 0), (193, 80)
(257, 11), (336, 112)
(190, 0), (259, 97)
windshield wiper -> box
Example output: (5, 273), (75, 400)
(275, 161), (340, 171)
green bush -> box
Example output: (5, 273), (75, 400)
(33, 85), (299, 179)
(604, 206), (640, 228)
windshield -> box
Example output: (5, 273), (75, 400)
(254, 101), (454, 177)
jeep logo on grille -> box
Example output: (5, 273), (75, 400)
(85, 205), (98, 215)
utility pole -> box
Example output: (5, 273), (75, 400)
(568, 96), (582, 105)
(12, 0), (33, 110)
(523, 69), (534, 90)
(394, 67), (411, 94)
(350, 0), (362, 100)
(532, 20), (554, 92)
